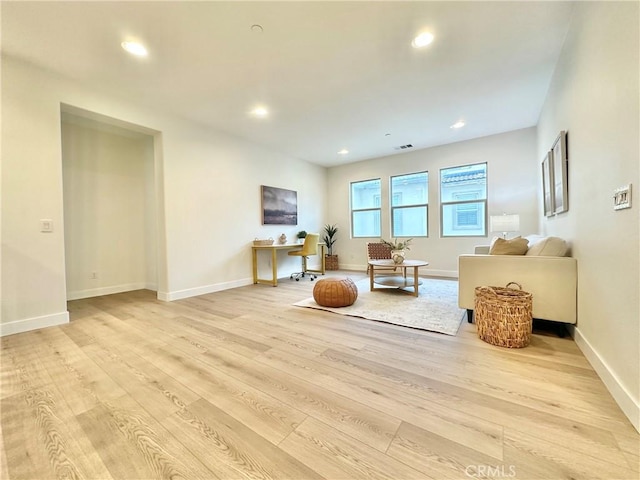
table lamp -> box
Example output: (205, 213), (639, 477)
(490, 214), (520, 239)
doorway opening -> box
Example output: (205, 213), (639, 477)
(60, 105), (164, 301)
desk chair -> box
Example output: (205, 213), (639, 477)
(289, 233), (320, 281)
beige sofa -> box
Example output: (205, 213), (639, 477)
(458, 237), (577, 325)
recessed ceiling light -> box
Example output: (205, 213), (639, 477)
(251, 106), (269, 118)
(121, 41), (148, 57)
(450, 121), (465, 129)
(411, 32), (434, 48)
(338, 149), (349, 155)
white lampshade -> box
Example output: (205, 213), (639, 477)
(490, 214), (520, 236)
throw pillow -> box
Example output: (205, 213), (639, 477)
(526, 236), (568, 256)
(489, 236), (501, 249)
(489, 237), (529, 255)
(525, 234), (546, 247)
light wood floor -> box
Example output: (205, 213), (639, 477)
(1, 271), (638, 480)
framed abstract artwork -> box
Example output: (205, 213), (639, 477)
(551, 131), (568, 214)
(261, 185), (297, 225)
(542, 151), (555, 217)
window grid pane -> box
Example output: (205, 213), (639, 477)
(392, 206), (428, 237)
(352, 210), (381, 237)
(351, 179), (382, 210)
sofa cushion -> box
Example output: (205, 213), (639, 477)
(526, 236), (568, 256)
(489, 237), (529, 255)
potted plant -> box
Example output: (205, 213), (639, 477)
(380, 237), (413, 264)
(323, 224), (339, 270)
(296, 230), (307, 244)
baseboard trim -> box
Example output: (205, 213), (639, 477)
(158, 278), (253, 302)
(573, 327), (640, 433)
(423, 269), (458, 279)
(156, 267), (459, 302)
(67, 282), (151, 301)
(0, 311), (70, 337)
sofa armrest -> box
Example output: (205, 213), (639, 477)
(458, 254), (577, 324)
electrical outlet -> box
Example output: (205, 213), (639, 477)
(40, 219), (53, 232)
(613, 184), (632, 210)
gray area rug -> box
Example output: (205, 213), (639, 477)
(293, 278), (465, 336)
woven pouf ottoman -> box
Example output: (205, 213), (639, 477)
(313, 277), (358, 307)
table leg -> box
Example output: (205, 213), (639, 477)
(413, 266), (419, 297)
(369, 264), (374, 291)
(252, 248), (258, 284)
(271, 249), (278, 286)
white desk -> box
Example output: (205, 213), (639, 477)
(252, 243), (326, 286)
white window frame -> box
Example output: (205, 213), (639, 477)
(350, 178), (382, 238)
(390, 171), (428, 238)
(440, 163), (487, 237)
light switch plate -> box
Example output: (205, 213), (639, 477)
(613, 184), (632, 210)
(40, 219), (53, 232)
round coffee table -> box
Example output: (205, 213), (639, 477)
(368, 259), (429, 297)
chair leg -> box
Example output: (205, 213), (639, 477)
(290, 256), (316, 281)
(303, 256), (316, 280)
(290, 257), (305, 281)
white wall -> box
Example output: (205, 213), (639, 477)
(1, 56), (327, 333)
(326, 128), (538, 276)
(62, 120), (156, 300)
(537, 2), (639, 431)
(1, 59), (69, 334)
(158, 119), (326, 300)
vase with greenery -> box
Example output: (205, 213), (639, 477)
(296, 230), (307, 244)
(323, 224), (339, 270)
(380, 237), (413, 251)
(380, 237), (413, 264)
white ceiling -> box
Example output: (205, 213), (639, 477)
(2, 1), (575, 167)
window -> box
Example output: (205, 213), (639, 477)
(440, 163), (487, 237)
(390, 171), (428, 237)
(351, 179), (381, 237)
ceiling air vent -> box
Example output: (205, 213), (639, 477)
(393, 144), (413, 151)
